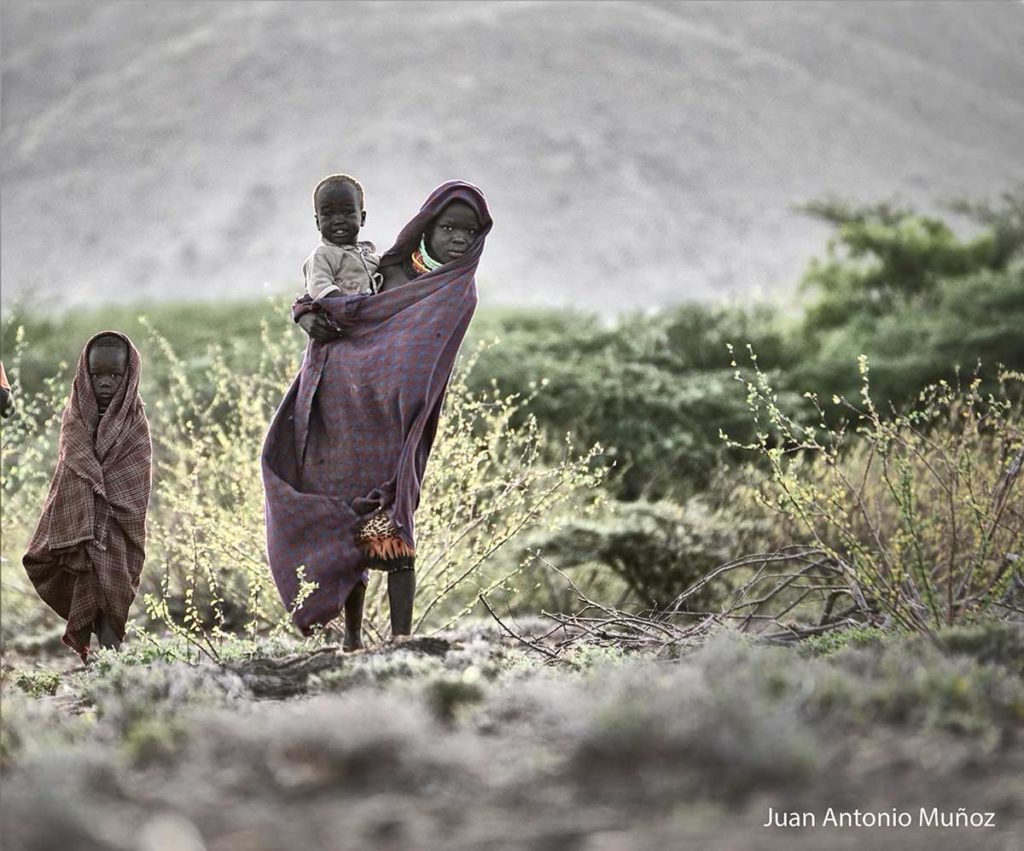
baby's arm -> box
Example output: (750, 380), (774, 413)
(294, 279), (343, 344)
(297, 310), (343, 343)
(304, 246), (342, 299)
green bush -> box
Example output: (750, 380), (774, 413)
(936, 619), (1024, 676)
(795, 265), (1024, 408)
(0, 298), (287, 402)
(466, 302), (790, 501)
(11, 669), (61, 698)
(799, 625), (892, 657)
(524, 498), (766, 611)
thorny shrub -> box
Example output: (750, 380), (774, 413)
(727, 347), (1024, 635)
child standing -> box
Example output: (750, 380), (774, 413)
(23, 332), (152, 662)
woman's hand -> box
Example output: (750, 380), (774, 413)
(297, 311), (343, 343)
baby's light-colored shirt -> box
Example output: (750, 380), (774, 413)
(303, 240), (382, 299)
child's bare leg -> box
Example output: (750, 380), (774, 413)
(343, 581), (366, 651)
(94, 611), (122, 651)
(387, 569), (415, 637)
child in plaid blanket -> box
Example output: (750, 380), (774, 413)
(23, 332), (152, 662)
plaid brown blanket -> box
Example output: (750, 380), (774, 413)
(262, 181), (492, 632)
(23, 332), (152, 660)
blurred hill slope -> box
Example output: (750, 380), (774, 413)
(2, 0), (1023, 312)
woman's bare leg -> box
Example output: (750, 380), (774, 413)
(344, 582), (366, 651)
(94, 611), (122, 651)
(387, 570), (416, 637)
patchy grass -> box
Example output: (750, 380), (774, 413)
(798, 624), (894, 657)
(9, 669), (61, 698)
(936, 619), (1024, 676)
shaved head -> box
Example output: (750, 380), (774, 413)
(89, 333), (127, 353)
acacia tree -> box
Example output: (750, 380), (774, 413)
(793, 192), (1024, 407)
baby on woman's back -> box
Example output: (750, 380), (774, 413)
(302, 173), (381, 299)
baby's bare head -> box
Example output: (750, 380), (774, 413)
(313, 174), (367, 247)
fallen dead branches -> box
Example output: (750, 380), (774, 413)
(481, 547), (875, 660)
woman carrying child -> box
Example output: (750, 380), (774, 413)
(262, 180), (492, 649)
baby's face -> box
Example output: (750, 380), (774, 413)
(315, 183), (365, 246)
(88, 344), (128, 412)
(426, 201), (480, 264)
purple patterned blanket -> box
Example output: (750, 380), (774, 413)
(261, 181), (492, 631)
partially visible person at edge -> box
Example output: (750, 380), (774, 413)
(0, 360), (14, 418)
(262, 181), (491, 651)
(23, 332), (152, 663)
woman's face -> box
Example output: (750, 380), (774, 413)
(426, 201), (481, 263)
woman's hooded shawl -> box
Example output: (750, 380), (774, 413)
(262, 181), (492, 632)
(23, 331), (152, 659)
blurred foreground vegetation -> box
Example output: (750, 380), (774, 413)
(2, 621), (1022, 848)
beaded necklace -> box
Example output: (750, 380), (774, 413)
(407, 236), (443, 277)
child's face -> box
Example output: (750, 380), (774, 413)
(88, 344), (128, 412)
(426, 201), (481, 264)
(315, 183), (365, 246)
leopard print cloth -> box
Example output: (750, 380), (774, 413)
(355, 511), (415, 572)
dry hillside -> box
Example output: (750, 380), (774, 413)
(2, 0), (1023, 312)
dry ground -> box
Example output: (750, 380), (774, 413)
(2, 619), (1022, 850)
